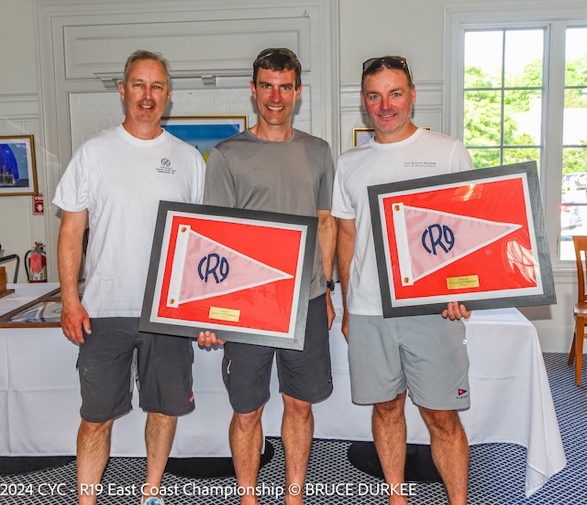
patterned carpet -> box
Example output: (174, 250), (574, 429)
(0, 353), (584, 504)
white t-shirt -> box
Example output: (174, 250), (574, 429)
(331, 128), (474, 315)
(53, 125), (206, 317)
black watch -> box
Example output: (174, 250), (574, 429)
(326, 279), (335, 292)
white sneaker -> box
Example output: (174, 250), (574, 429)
(142, 498), (164, 505)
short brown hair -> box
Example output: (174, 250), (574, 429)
(252, 48), (302, 89)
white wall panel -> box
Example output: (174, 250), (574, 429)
(63, 17), (310, 81)
(34, 0), (339, 282)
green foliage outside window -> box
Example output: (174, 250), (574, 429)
(464, 55), (587, 172)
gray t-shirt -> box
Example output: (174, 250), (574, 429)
(204, 129), (334, 299)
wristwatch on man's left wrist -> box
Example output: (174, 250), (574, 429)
(326, 279), (335, 292)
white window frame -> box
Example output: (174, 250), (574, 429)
(445, 2), (587, 268)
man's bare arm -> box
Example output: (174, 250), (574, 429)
(57, 210), (90, 343)
(317, 209), (337, 328)
(336, 218), (356, 340)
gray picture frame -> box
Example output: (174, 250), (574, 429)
(368, 161), (556, 317)
(140, 201), (317, 350)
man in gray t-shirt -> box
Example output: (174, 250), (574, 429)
(198, 48), (336, 505)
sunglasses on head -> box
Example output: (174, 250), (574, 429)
(361, 55), (413, 84)
(255, 48), (300, 63)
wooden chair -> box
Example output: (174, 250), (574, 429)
(570, 235), (587, 385)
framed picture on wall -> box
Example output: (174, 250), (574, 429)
(352, 128), (375, 147)
(140, 201), (317, 350)
(368, 161), (556, 317)
(0, 135), (38, 197)
(161, 116), (248, 162)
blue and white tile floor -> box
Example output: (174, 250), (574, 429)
(0, 353), (584, 504)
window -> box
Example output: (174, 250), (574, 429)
(561, 28), (587, 261)
(463, 29), (543, 170)
(446, 4), (587, 264)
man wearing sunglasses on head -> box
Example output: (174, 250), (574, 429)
(198, 48), (336, 505)
(331, 56), (472, 505)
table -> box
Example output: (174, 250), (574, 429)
(0, 284), (235, 459)
(0, 285), (566, 496)
(0, 283), (59, 317)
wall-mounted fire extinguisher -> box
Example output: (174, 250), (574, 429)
(24, 242), (47, 283)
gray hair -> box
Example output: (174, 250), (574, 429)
(122, 50), (171, 87)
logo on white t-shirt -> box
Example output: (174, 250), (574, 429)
(157, 158), (176, 175)
(403, 161), (437, 169)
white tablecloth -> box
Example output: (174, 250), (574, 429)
(0, 285), (566, 496)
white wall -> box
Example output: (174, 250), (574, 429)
(0, 0), (37, 93)
(0, 0), (42, 282)
(0, 0), (579, 353)
(338, 0), (548, 83)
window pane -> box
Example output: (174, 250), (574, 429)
(504, 90), (542, 145)
(468, 148), (500, 168)
(564, 87), (587, 112)
(464, 28), (545, 174)
(563, 28), (587, 146)
(560, 27), (587, 260)
(562, 148), (587, 173)
(504, 30), (544, 87)
(464, 89), (501, 146)
(503, 147), (540, 166)
(565, 28), (587, 86)
(464, 31), (503, 88)
(560, 200), (584, 261)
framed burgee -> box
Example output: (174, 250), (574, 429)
(368, 161), (556, 317)
(140, 201), (317, 350)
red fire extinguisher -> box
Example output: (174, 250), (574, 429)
(25, 242), (47, 283)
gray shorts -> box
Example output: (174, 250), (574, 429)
(222, 294), (333, 413)
(77, 317), (195, 422)
(348, 313), (470, 410)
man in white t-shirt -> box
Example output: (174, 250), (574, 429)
(53, 50), (205, 505)
(331, 56), (472, 505)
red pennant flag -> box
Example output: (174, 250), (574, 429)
(393, 204), (523, 286)
(167, 225), (293, 307)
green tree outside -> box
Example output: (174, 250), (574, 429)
(464, 56), (587, 173)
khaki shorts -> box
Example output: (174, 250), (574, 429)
(348, 313), (470, 410)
